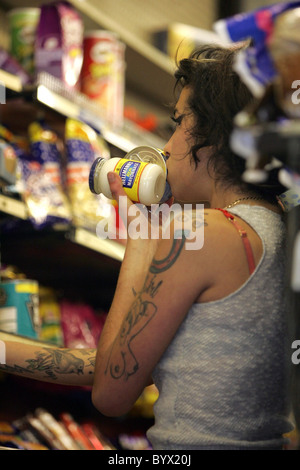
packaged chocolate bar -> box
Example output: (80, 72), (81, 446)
(35, 408), (80, 450)
(0, 420), (49, 450)
(26, 413), (64, 450)
(60, 413), (96, 450)
(81, 423), (108, 450)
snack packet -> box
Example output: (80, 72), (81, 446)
(0, 139), (17, 186)
(35, 1), (83, 89)
(0, 47), (32, 85)
(214, 1), (300, 97)
(60, 299), (106, 349)
(20, 121), (71, 228)
(39, 287), (64, 345)
(65, 118), (113, 231)
(0, 125), (29, 195)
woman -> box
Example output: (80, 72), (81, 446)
(92, 45), (293, 449)
(0, 45), (293, 449)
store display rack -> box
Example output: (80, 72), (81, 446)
(0, 191), (125, 261)
(0, 0), (168, 447)
(0, 67), (165, 261)
(68, 0), (175, 106)
(0, 0), (176, 108)
(0, 68), (165, 152)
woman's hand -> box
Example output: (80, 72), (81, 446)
(107, 171), (174, 269)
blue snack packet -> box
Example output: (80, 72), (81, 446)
(21, 121), (72, 229)
(214, 1), (300, 96)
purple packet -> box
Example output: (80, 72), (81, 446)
(35, 4), (63, 81)
(0, 48), (31, 85)
(35, 1), (83, 89)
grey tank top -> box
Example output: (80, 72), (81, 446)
(147, 205), (293, 450)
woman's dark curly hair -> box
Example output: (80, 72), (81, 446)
(174, 44), (284, 201)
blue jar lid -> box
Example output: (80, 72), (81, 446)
(89, 157), (102, 194)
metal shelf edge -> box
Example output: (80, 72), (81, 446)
(0, 194), (27, 219)
(70, 227), (125, 262)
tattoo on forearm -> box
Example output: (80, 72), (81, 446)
(106, 274), (161, 380)
(1, 348), (95, 381)
(106, 228), (187, 381)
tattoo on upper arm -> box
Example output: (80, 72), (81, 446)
(106, 227), (188, 381)
(1, 348), (95, 381)
(150, 209), (208, 273)
(150, 236), (186, 274)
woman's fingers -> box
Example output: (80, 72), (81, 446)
(107, 172), (127, 201)
(107, 172), (145, 231)
(107, 171), (174, 239)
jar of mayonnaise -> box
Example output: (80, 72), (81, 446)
(89, 146), (171, 205)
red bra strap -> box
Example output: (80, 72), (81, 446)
(217, 208), (256, 275)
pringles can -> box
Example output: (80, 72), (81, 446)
(81, 31), (125, 127)
(0, 280), (40, 339)
(7, 8), (40, 75)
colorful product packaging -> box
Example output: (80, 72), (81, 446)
(35, 408), (80, 450)
(65, 118), (114, 231)
(7, 7), (40, 76)
(0, 125), (29, 196)
(0, 279), (40, 339)
(60, 299), (106, 349)
(21, 121), (72, 229)
(0, 140), (17, 185)
(81, 31), (125, 127)
(0, 48), (32, 85)
(39, 287), (64, 346)
(35, 1), (83, 89)
(59, 413), (97, 450)
(214, 1), (300, 97)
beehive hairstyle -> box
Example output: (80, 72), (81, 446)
(174, 45), (285, 201)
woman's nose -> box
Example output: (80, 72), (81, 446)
(164, 151), (170, 161)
